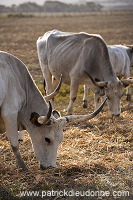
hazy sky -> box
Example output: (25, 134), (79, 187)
(0, 0), (81, 6)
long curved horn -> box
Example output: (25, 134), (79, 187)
(38, 101), (52, 124)
(84, 71), (108, 87)
(65, 97), (107, 123)
(45, 74), (62, 101)
(121, 77), (133, 86)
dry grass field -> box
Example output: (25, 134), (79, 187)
(0, 12), (133, 200)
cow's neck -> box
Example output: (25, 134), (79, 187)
(98, 43), (118, 83)
(19, 72), (48, 128)
(101, 61), (118, 83)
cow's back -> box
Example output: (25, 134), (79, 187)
(37, 30), (108, 83)
(37, 30), (102, 64)
(0, 51), (33, 117)
(0, 51), (34, 91)
(108, 45), (130, 78)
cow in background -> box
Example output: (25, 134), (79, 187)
(37, 30), (133, 116)
(108, 45), (133, 101)
(83, 45), (133, 109)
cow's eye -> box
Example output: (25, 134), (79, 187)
(45, 137), (51, 144)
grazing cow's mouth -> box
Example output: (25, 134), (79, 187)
(40, 164), (56, 170)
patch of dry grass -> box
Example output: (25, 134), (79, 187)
(0, 95), (133, 199)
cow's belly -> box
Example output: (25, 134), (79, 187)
(49, 63), (71, 85)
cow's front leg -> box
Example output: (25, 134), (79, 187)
(83, 85), (89, 108)
(11, 145), (28, 171)
(126, 85), (131, 101)
(94, 93), (102, 110)
(67, 80), (79, 115)
(2, 114), (28, 171)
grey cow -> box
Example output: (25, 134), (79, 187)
(37, 30), (133, 116)
(83, 45), (133, 108)
(0, 51), (106, 171)
(108, 45), (133, 101)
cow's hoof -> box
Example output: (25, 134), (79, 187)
(18, 162), (28, 171)
(83, 104), (88, 108)
(83, 100), (88, 108)
(126, 94), (131, 101)
(19, 165), (28, 172)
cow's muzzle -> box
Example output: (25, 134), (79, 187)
(40, 164), (56, 170)
(112, 113), (120, 117)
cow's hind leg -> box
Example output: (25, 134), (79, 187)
(67, 79), (79, 115)
(2, 113), (28, 171)
(83, 85), (89, 108)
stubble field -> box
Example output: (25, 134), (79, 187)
(0, 12), (133, 200)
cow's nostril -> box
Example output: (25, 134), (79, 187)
(45, 137), (51, 144)
(40, 164), (47, 170)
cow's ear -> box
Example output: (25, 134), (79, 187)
(30, 112), (42, 126)
(52, 110), (61, 119)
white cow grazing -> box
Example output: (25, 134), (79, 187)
(108, 45), (133, 101)
(83, 45), (133, 108)
(37, 30), (133, 116)
(0, 51), (106, 171)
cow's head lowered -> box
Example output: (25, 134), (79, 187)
(29, 98), (107, 169)
(97, 78), (133, 116)
(86, 72), (133, 116)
